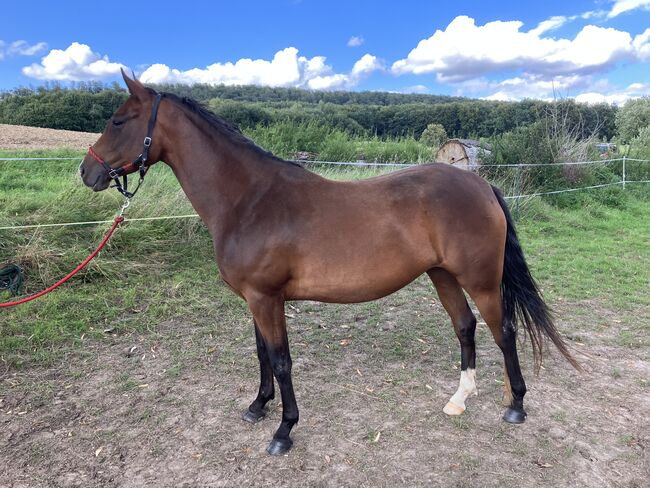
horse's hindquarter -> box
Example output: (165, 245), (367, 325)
(285, 164), (504, 302)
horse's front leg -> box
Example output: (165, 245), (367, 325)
(242, 320), (275, 423)
(246, 292), (298, 455)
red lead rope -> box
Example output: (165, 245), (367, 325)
(0, 216), (124, 308)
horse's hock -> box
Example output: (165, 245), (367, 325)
(436, 139), (491, 171)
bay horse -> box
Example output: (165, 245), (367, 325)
(80, 71), (578, 455)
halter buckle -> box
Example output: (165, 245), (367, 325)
(143, 136), (152, 147)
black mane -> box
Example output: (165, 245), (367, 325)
(147, 88), (301, 168)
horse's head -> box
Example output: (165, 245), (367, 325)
(80, 69), (163, 192)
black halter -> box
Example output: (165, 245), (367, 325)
(87, 92), (163, 198)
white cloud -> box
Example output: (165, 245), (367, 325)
(478, 74), (589, 101)
(0, 40), (47, 60)
(529, 16), (568, 37)
(633, 28), (650, 60)
(528, 10), (610, 36)
(347, 36), (365, 47)
(580, 10), (604, 19)
(475, 74), (648, 105)
(22, 42), (125, 81)
(140, 48), (382, 90)
(544, 25), (633, 72)
(19, 42), (381, 90)
(574, 82), (650, 105)
(400, 85), (430, 94)
(574, 92), (630, 104)
(391, 15), (645, 82)
(608, 0), (650, 18)
(307, 54), (383, 90)
(351, 54), (383, 76)
(307, 74), (350, 90)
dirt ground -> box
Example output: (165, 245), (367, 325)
(1, 277), (647, 488)
(0, 124), (99, 151)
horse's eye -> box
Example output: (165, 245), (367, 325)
(112, 118), (126, 127)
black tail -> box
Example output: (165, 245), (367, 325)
(491, 186), (580, 372)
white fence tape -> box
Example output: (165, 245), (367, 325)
(0, 157), (80, 161)
(504, 182), (624, 200)
(298, 157), (631, 168)
(0, 214), (201, 231)
(1, 156), (648, 230)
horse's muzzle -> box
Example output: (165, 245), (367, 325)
(80, 156), (111, 191)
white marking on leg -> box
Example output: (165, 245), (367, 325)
(443, 368), (478, 416)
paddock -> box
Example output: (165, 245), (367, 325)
(0, 130), (648, 487)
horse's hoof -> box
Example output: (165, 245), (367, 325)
(443, 401), (465, 416)
(503, 407), (527, 424)
(266, 437), (293, 456)
(242, 409), (265, 424)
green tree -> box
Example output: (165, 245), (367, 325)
(628, 126), (650, 181)
(630, 125), (650, 156)
(419, 123), (448, 148)
(616, 97), (650, 143)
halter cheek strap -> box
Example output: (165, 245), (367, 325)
(87, 92), (163, 198)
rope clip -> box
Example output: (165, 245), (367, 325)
(118, 197), (131, 217)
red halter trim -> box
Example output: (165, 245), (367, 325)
(87, 146), (139, 176)
(87, 145), (105, 164)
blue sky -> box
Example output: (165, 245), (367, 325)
(1, 0), (649, 103)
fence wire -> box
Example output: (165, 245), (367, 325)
(1, 156), (648, 230)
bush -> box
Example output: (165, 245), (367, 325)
(615, 97), (650, 143)
(319, 131), (358, 162)
(483, 103), (618, 200)
(353, 137), (433, 164)
(245, 122), (433, 164)
(245, 122), (335, 157)
(419, 123), (447, 149)
(628, 126), (650, 181)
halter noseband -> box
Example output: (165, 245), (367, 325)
(87, 92), (163, 198)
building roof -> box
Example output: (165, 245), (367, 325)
(452, 139), (492, 151)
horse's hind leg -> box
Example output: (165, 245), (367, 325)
(466, 286), (527, 424)
(242, 320), (275, 423)
(428, 268), (478, 416)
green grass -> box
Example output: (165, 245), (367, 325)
(1, 150), (649, 367)
(516, 193), (650, 309)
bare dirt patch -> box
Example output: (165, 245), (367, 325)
(0, 124), (99, 151)
(1, 281), (648, 487)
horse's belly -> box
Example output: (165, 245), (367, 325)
(285, 243), (436, 303)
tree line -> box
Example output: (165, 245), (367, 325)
(0, 83), (617, 141)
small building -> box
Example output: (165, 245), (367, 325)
(595, 143), (617, 158)
(436, 139), (491, 171)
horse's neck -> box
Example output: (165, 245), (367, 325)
(161, 125), (273, 236)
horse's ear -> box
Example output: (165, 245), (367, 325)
(121, 68), (147, 100)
